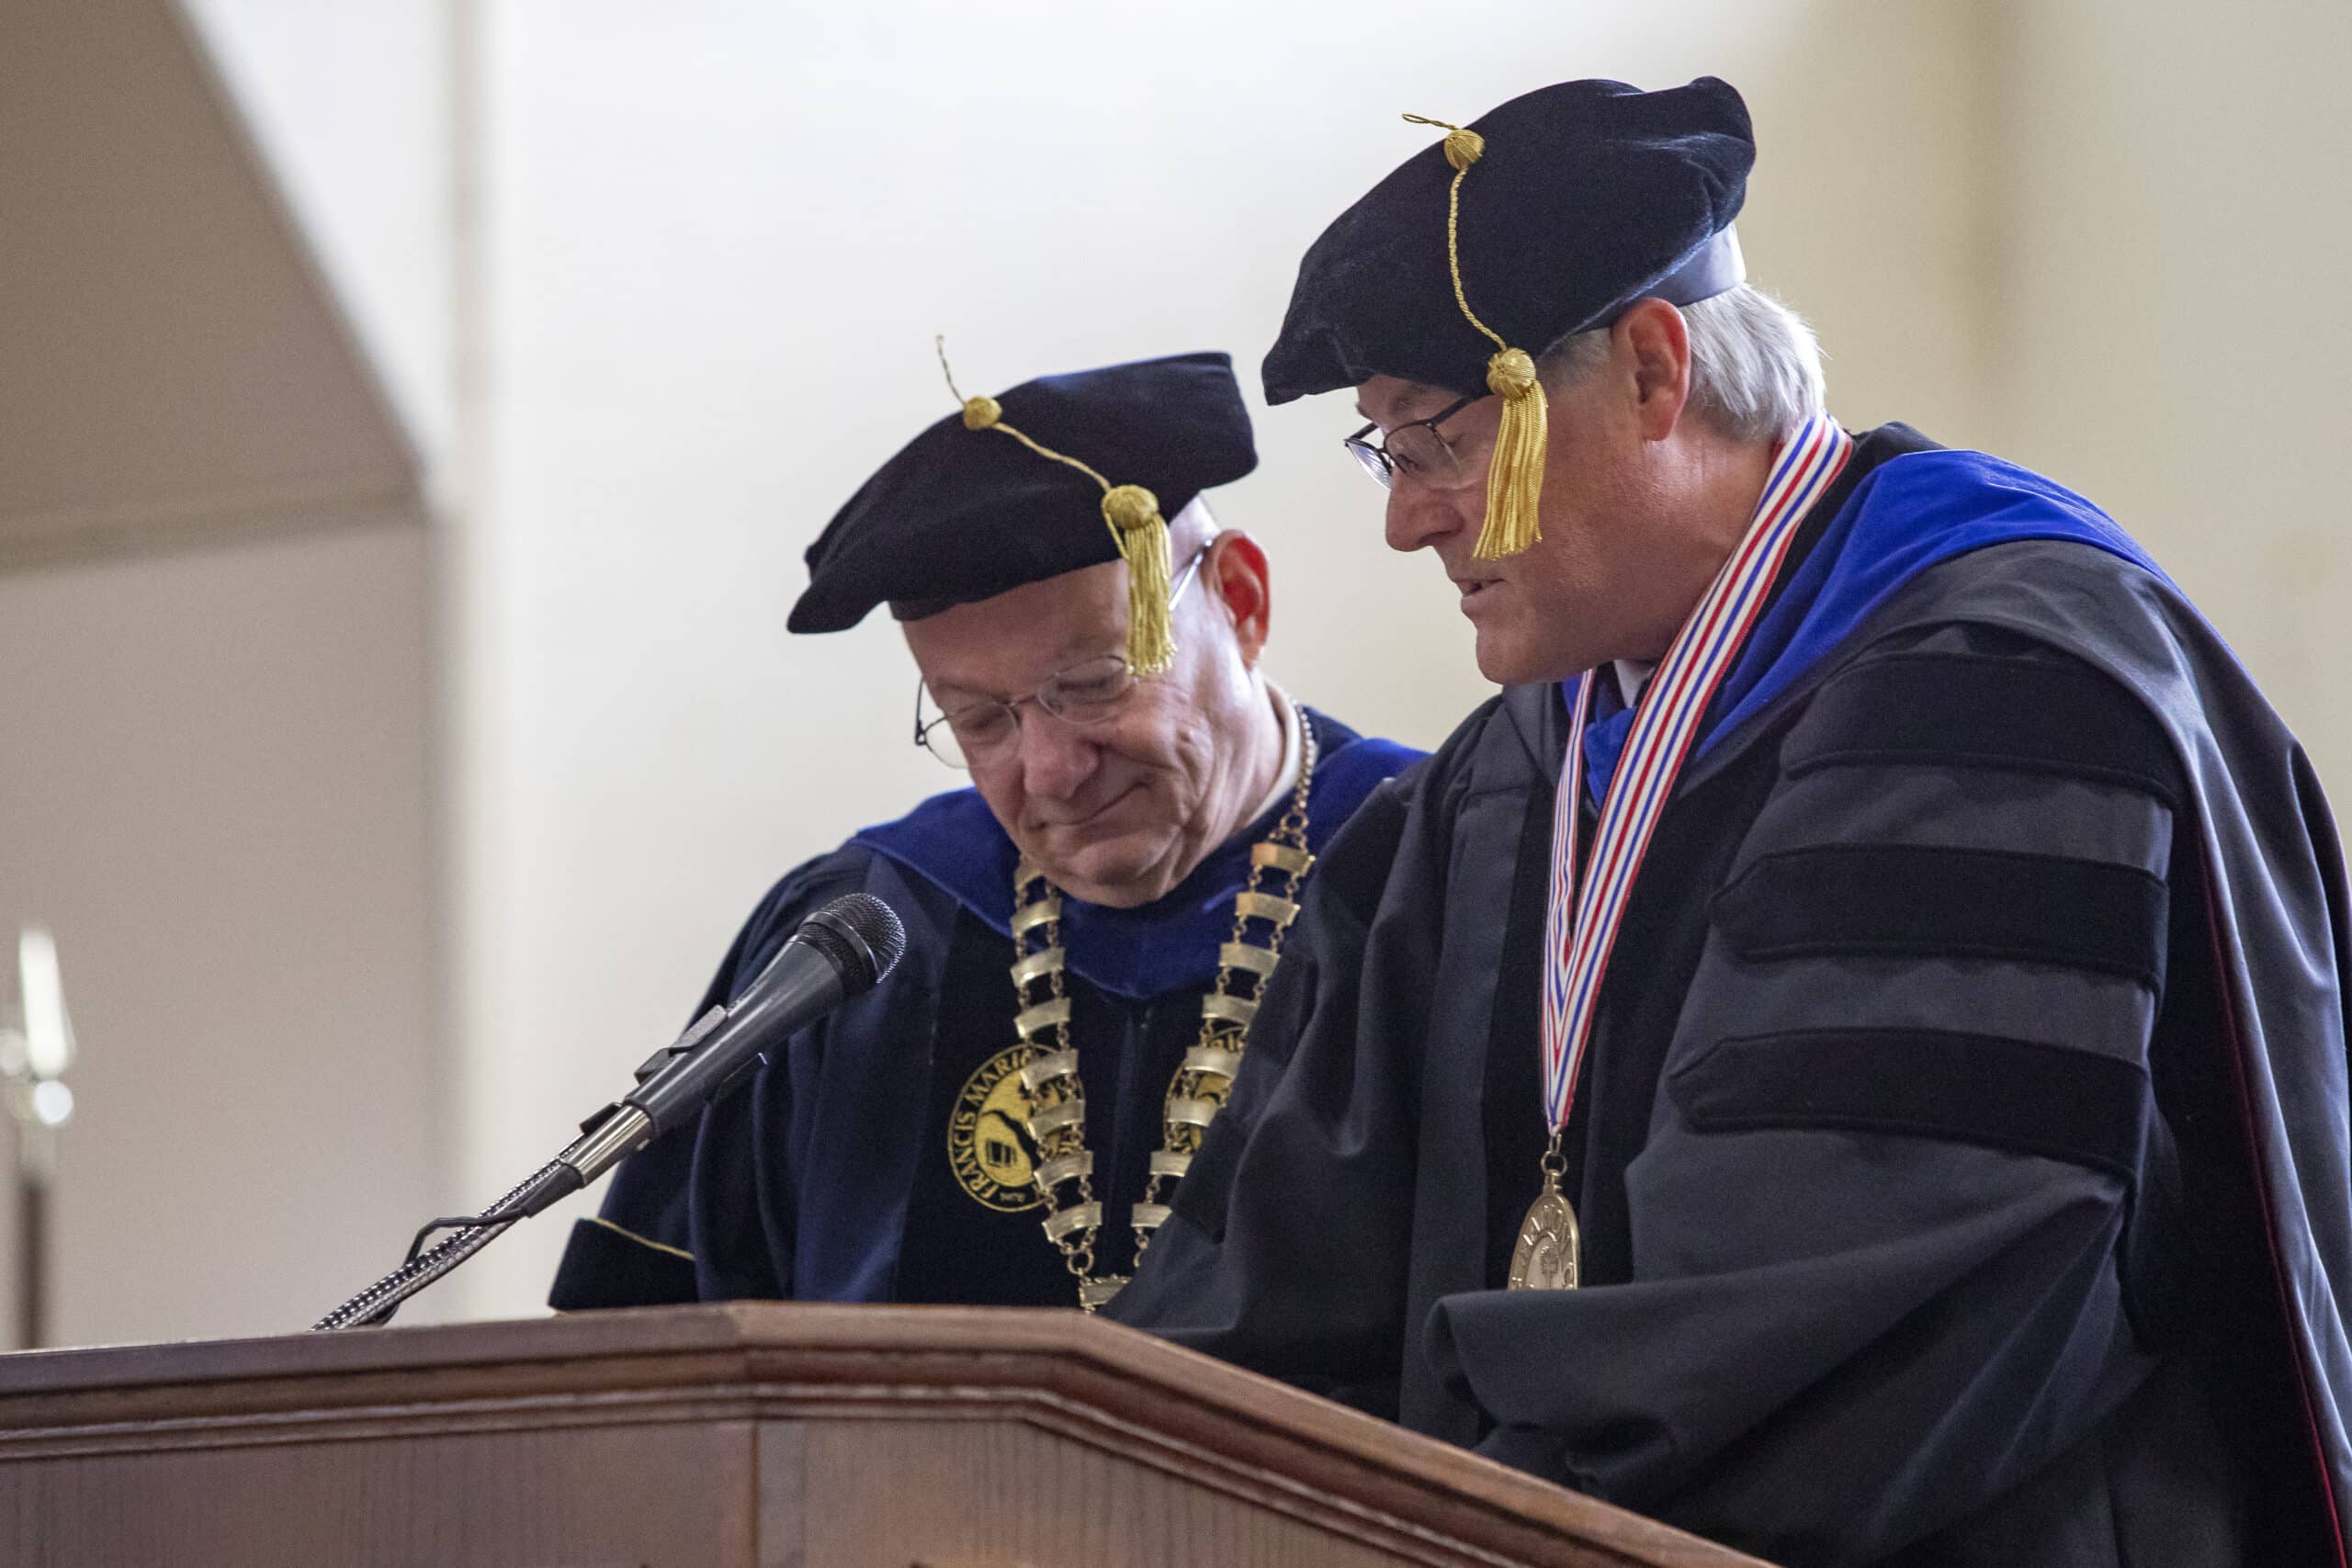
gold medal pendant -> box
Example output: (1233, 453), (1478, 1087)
(1506, 1147), (1579, 1291)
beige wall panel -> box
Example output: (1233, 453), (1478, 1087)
(0, 524), (439, 1345)
(0, 0), (413, 561)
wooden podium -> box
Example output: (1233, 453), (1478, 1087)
(0, 1303), (1764, 1566)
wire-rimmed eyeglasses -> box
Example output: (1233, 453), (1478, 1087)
(1341, 393), (1481, 491)
(911, 545), (1212, 771)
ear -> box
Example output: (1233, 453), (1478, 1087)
(1202, 529), (1272, 665)
(1614, 298), (1693, 443)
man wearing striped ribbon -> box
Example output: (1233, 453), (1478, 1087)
(1110, 78), (2352, 1566)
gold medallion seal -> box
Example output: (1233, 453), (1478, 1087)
(948, 1046), (1046, 1213)
(1507, 1156), (1580, 1291)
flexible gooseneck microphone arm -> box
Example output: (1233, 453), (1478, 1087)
(311, 894), (907, 1331)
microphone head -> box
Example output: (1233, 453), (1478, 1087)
(801, 893), (908, 991)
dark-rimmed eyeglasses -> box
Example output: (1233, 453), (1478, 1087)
(1342, 393), (1481, 491)
(911, 546), (1211, 771)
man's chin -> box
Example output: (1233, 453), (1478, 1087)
(1475, 622), (1587, 688)
(1473, 630), (1546, 688)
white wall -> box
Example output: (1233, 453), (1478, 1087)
(1992, 0), (2352, 785)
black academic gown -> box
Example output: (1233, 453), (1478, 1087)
(548, 707), (1421, 1311)
(1108, 429), (2352, 1567)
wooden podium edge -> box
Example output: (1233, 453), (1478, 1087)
(0, 1303), (1767, 1568)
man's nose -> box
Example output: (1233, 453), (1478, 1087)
(1385, 480), (1471, 556)
(1015, 707), (1101, 799)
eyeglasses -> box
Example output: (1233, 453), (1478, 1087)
(912, 546), (1211, 771)
(1342, 393), (1482, 491)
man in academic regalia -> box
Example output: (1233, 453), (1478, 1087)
(548, 352), (1420, 1314)
(1108, 79), (2352, 1565)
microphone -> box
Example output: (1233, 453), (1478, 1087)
(541, 892), (909, 1213)
(311, 893), (906, 1330)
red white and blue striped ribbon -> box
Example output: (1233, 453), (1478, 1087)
(1539, 415), (1851, 1134)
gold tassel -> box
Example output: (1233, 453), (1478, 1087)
(937, 336), (1182, 671)
(1102, 484), (1175, 674)
(1474, 347), (1546, 559)
(1403, 114), (1549, 559)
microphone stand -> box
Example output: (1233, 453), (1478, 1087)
(311, 894), (900, 1331)
(311, 1008), (720, 1331)
(310, 1152), (582, 1331)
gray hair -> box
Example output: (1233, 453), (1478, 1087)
(1539, 283), (1826, 443)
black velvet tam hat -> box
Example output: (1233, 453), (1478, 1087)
(787, 351), (1257, 663)
(1262, 76), (1755, 408)
(1262, 76), (1753, 562)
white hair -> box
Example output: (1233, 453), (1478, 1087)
(1169, 492), (1217, 551)
(1540, 283), (1826, 443)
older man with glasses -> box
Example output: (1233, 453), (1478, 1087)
(549, 350), (1420, 1314)
(1107, 80), (2352, 1564)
